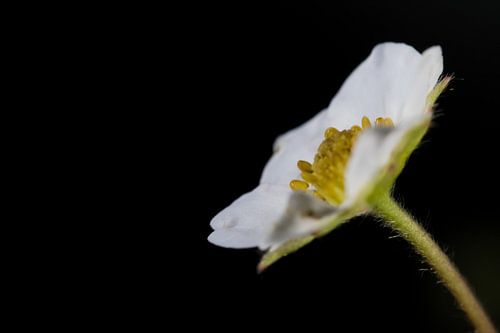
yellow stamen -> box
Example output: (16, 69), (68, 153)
(297, 160), (313, 173)
(375, 117), (385, 126)
(313, 191), (325, 200)
(361, 116), (372, 129)
(350, 125), (362, 133)
(290, 180), (309, 191)
(289, 116), (394, 205)
(324, 127), (339, 139)
(300, 172), (316, 183)
(384, 118), (394, 127)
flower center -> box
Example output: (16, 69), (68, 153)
(290, 116), (394, 205)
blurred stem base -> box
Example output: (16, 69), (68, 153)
(373, 194), (497, 333)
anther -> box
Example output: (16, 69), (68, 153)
(290, 180), (309, 191)
(313, 191), (325, 200)
(324, 127), (339, 139)
(301, 172), (316, 183)
(291, 115), (395, 205)
(297, 160), (313, 173)
(361, 116), (372, 129)
(350, 125), (362, 134)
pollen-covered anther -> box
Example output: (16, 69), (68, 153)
(297, 160), (313, 173)
(300, 172), (316, 183)
(313, 191), (325, 200)
(350, 125), (362, 134)
(375, 117), (394, 127)
(290, 179), (309, 191)
(290, 116), (394, 205)
(384, 118), (394, 127)
(361, 116), (372, 129)
(324, 127), (339, 139)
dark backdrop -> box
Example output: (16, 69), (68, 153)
(178, 1), (500, 331)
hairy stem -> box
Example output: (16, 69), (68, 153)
(373, 194), (496, 333)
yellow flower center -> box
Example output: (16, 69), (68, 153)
(290, 116), (394, 205)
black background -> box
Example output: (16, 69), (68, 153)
(178, 1), (500, 331)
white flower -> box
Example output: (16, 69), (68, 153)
(208, 42), (447, 263)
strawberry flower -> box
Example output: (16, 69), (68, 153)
(209, 42), (448, 269)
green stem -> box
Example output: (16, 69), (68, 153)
(373, 194), (497, 333)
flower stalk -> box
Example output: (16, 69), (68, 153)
(373, 194), (497, 333)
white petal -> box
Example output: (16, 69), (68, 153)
(260, 111), (328, 186)
(260, 191), (339, 250)
(325, 43), (442, 127)
(208, 229), (261, 249)
(345, 115), (430, 202)
(208, 184), (290, 248)
(260, 42), (443, 186)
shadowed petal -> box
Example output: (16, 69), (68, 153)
(345, 115), (431, 202)
(208, 184), (289, 248)
(259, 191), (339, 249)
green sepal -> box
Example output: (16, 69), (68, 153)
(257, 210), (356, 271)
(258, 236), (314, 272)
